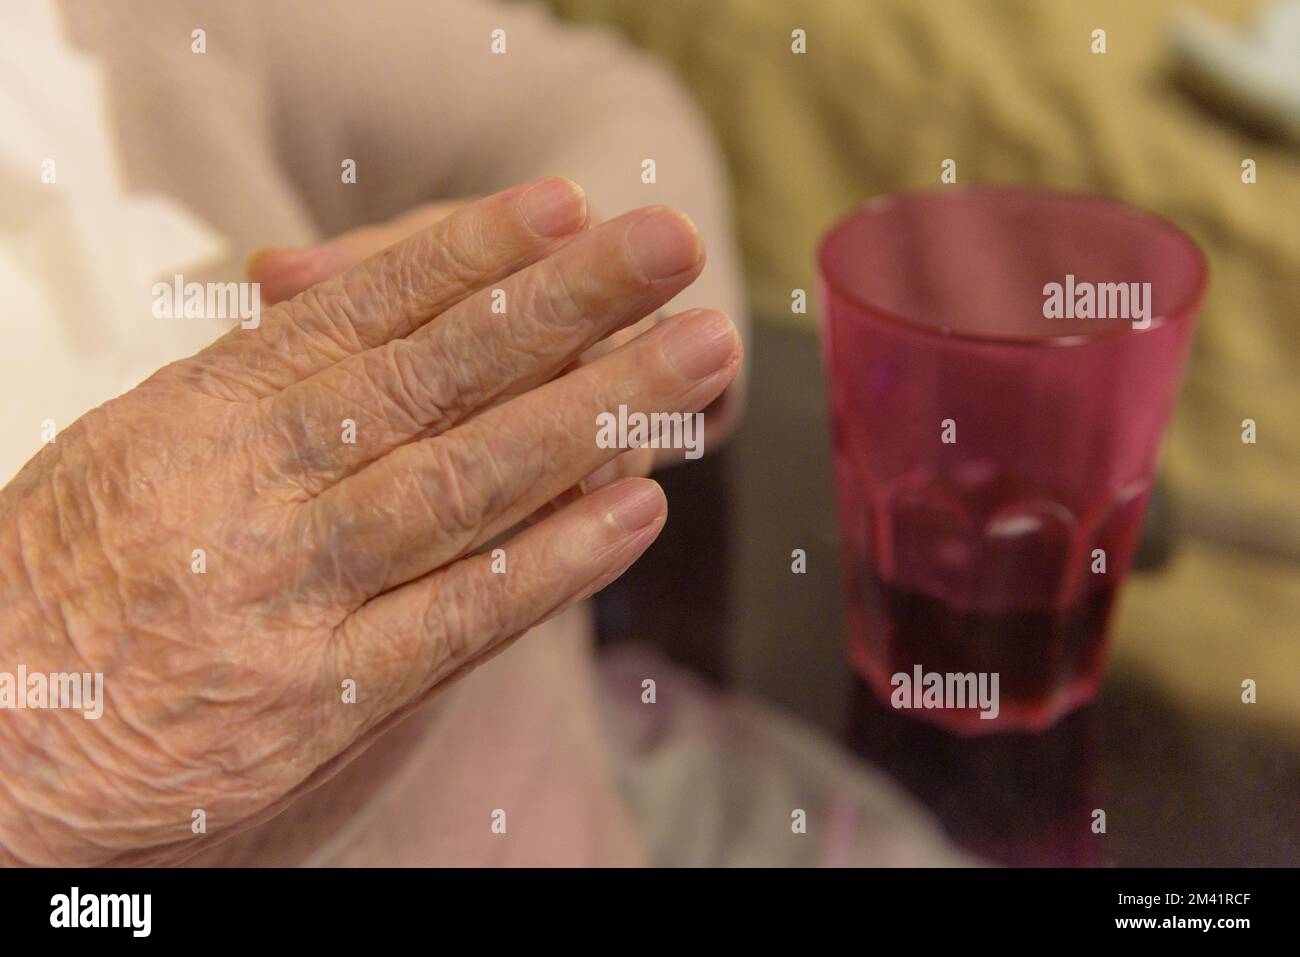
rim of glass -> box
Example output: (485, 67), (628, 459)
(817, 186), (1210, 347)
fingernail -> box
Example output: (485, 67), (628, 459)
(626, 208), (702, 280)
(519, 177), (587, 237)
(245, 246), (306, 277)
(607, 480), (665, 533)
(660, 310), (738, 380)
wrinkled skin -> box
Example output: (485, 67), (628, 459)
(0, 177), (741, 865)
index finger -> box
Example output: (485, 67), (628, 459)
(247, 200), (470, 305)
(179, 176), (589, 399)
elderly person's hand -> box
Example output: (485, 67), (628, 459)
(0, 177), (740, 865)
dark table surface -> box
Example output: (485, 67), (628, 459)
(599, 317), (1299, 867)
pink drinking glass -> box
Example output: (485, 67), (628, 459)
(817, 188), (1207, 735)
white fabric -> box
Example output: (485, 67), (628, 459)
(0, 0), (224, 483)
(1169, 0), (1300, 142)
(599, 645), (977, 867)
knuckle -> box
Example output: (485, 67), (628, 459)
(516, 259), (601, 340)
(378, 340), (461, 435)
(294, 282), (368, 355)
(414, 438), (498, 547)
(621, 335), (668, 394)
(422, 576), (482, 673)
(415, 219), (490, 295)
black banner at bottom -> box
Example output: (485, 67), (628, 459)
(0, 866), (1285, 942)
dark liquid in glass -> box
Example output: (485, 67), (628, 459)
(837, 465), (1144, 733)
